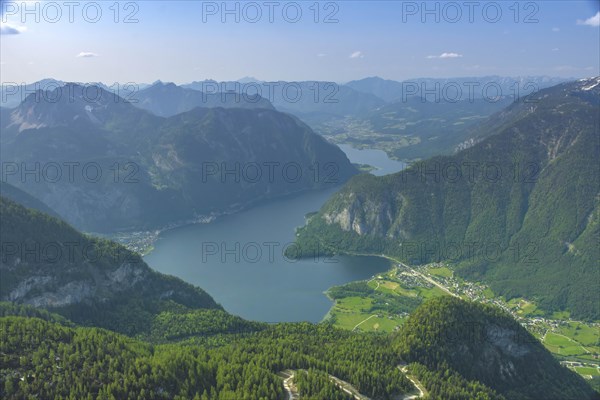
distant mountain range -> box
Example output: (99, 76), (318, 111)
(183, 79), (386, 120)
(0, 84), (357, 232)
(346, 76), (571, 103)
(179, 76), (575, 161)
(133, 81), (274, 117)
(0, 79), (150, 109)
(291, 77), (600, 320)
(1, 75), (572, 110)
(2, 76), (575, 161)
(0, 76), (587, 233)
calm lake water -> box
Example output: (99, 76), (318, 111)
(338, 145), (406, 176)
(144, 145), (405, 322)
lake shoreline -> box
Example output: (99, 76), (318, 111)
(103, 185), (345, 256)
(140, 146), (405, 323)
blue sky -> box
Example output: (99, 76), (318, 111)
(1, 0), (599, 84)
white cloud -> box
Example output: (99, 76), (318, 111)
(552, 27), (560, 32)
(349, 51), (364, 59)
(439, 52), (462, 59)
(552, 48), (559, 51)
(76, 52), (99, 58)
(577, 11), (600, 27)
(317, 53), (327, 57)
(427, 52), (463, 59)
(0, 23), (26, 35)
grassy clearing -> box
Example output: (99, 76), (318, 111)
(381, 281), (400, 290)
(375, 284), (399, 296)
(367, 279), (379, 290)
(335, 297), (373, 313)
(331, 309), (405, 333)
(394, 285), (419, 297)
(327, 269), (449, 333)
(517, 300), (543, 316)
(578, 354), (600, 361)
(360, 316), (405, 332)
(575, 367), (600, 377)
(507, 298), (544, 317)
(428, 266), (453, 278)
(329, 297), (374, 330)
(482, 287), (495, 299)
(551, 310), (571, 319)
(544, 333), (588, 356)
(334, 312), (374, 330)
(538, 321), (600, 365)
(417, 286), (447, 300)
(558, 322), (599, 347)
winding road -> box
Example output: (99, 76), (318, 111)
(352, 314), (377, 331)
(279, 367), (426, 400)
(279, 370), (299, 400)
(398, 366), (426, 399)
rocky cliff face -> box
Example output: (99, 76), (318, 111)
(6, 262), (147, 308)
(322, 191), (403, 237)
(0, 197), (220, 334)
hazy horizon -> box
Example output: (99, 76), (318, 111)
(1, 0), (599, 84)
(0, 74), (589, 87)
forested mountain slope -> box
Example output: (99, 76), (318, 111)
(0, 84), (357, 232)
(0, 196), (221, 335)
(291, 77), (600, 320)
(396, 297), (598, 400)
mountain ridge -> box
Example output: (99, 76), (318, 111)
(346, 75), (572, 102)
(133, 81), (275, 117)
(290, 77), (600, 320)
(0, 196), (222, 335)
(0, 84), (357, 232)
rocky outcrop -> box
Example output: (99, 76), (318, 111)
(0, 196), (221, 334)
